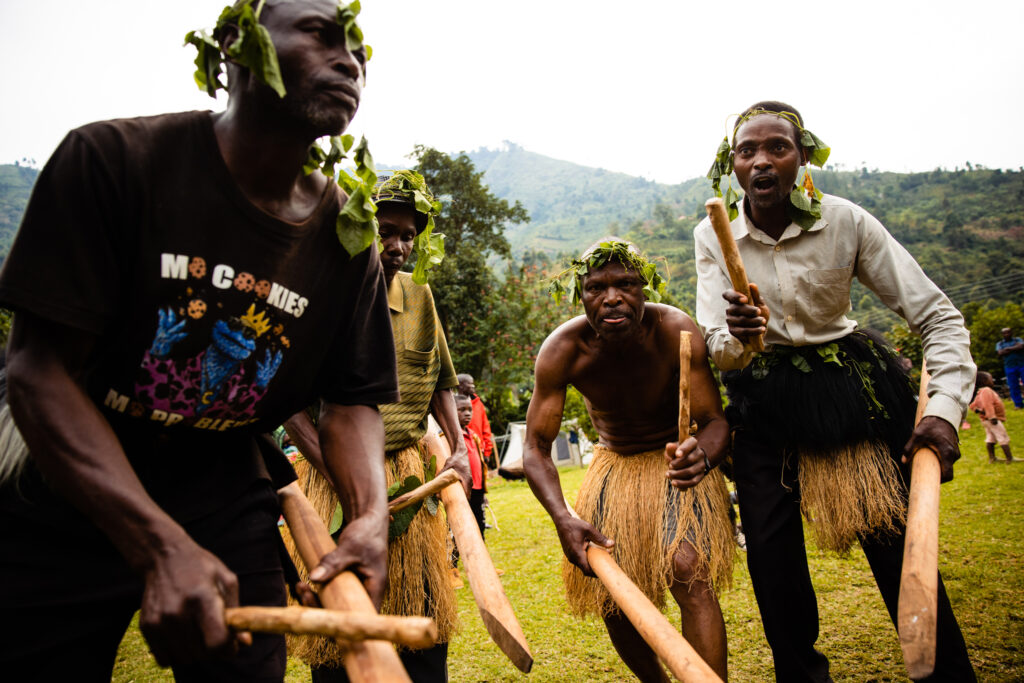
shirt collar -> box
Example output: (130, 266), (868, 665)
(387, 275), (404, 313)
(736, 198), (828, 245)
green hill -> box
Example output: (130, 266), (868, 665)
(0, 163), (39, 262)
(462, 146), (1024, 324)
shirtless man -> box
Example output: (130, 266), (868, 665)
(524, 238), (734, 681)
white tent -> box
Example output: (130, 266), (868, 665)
(497, 421), (592, 478)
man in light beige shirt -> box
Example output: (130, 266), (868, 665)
(694, 100), (976, 682)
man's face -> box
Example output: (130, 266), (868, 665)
(732, 114), (805, 211)
(459, 377), (475, 396)
(257, 0), (366, 137)
(1003, 328), (1013, 341)
(457, 398), (473, 428)
(581, 260), (646, 341)
(377, 204), (417, 284)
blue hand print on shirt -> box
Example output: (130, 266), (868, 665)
(150, 308), (189, 357)
(256, 348), (283, 388)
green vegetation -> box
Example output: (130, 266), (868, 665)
(0, 162), (38, 263)
(112, 404), (1024, 681)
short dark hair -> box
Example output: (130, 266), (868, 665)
(455, 393), (472, 404)
(733, 100), (804, 147)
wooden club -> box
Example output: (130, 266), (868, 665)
(898, 362), (941, 678)
(419, 429), (534, 673)
(224, 606), (436, 649)
(563, 499), (721, 683)
(705, 197), (764, 353)
(387, 468), (460, 513)
(278, 481), (413, 683)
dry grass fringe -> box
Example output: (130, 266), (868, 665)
(563, 445), (734, 619)
(0, 404), (29, 487)
(283, 446), (457, 668)
(797, 440), (906, 554)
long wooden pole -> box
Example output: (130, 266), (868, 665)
(564, 501), (721, 683)
(898, 363), (941, 678)
(388, 469), (460, 513)
(420, 430), (534, 673)
(705, 197), (764, 353)
(225, 606), (436, 649)
(278, 482), (412, 683)
(679, 331), (692, 442)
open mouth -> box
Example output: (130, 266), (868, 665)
(752, 176), (777, 191)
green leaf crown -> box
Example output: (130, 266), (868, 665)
(548, 239), (666, 306)
(706, 108), (831, 229)
(373, 171), (446, 285)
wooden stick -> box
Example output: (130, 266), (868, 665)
(564, 502), (722, 682)
(278, 481), (412, 683)
(225, 606), (436, 649)
(388, 469), (460, 513)
(678, 331), (692, 442)
(420, 430), (534, 673)
(705, 197), (764, 353)
(898, 362), (941, 679)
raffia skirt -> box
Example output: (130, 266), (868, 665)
(562, 445), (735, 618)
(282, 443), (457, 667)
(723, 330), (918, 554)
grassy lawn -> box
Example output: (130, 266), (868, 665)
(114, 404), (1024, 681)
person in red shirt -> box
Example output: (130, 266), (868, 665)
(456, 392), (488, 535)
(458, 373), (495, 468)
(970, 371), (1014, 463)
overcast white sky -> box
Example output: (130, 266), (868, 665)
(1, 0), (1022, 184)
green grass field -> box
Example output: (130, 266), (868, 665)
(113, 404), (1024, 681)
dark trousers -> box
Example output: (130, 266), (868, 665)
(732, 429), (976, 683)
(1006, 365), (1023, 408)
(0, 479), (288, 682)
(469, 487), (486, 538)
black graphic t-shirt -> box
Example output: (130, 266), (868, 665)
(0, 111), (399, 520)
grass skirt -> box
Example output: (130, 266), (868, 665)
(562, 445), (734, 619)
(723, 330), (915, 553)
(282, 445), (457, 667)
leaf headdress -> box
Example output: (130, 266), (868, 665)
(548, 239), (666, 306)
(372, 170), (446, 285)
(707, 108), (831, 229)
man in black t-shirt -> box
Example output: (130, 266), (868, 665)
(0, 1), (397, 680)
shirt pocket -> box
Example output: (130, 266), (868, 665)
(808, 265), (853, 321)
(402, 347), (435, 376)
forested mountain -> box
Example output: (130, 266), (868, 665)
(465, 145), (1024, 330)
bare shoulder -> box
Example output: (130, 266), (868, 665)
(645, 303), (701, 335)
(645, 303), (709, 358)
(535, 315), (589, 378)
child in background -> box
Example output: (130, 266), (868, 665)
(970, 371), (1015, 463)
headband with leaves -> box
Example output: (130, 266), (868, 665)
(185, 1), (381, 257)
(707, 108), (831, 229)
(373, 170), (446, 285)
(549, 239), (666, 306)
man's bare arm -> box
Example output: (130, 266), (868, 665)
(524, 334), (611, 575)
(307, 403), (389, 606)
(665, 318), (730, 489)
(430, 388), (471, 494)
(283, 409), (328, 481)
(6, 312), (245, 666)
